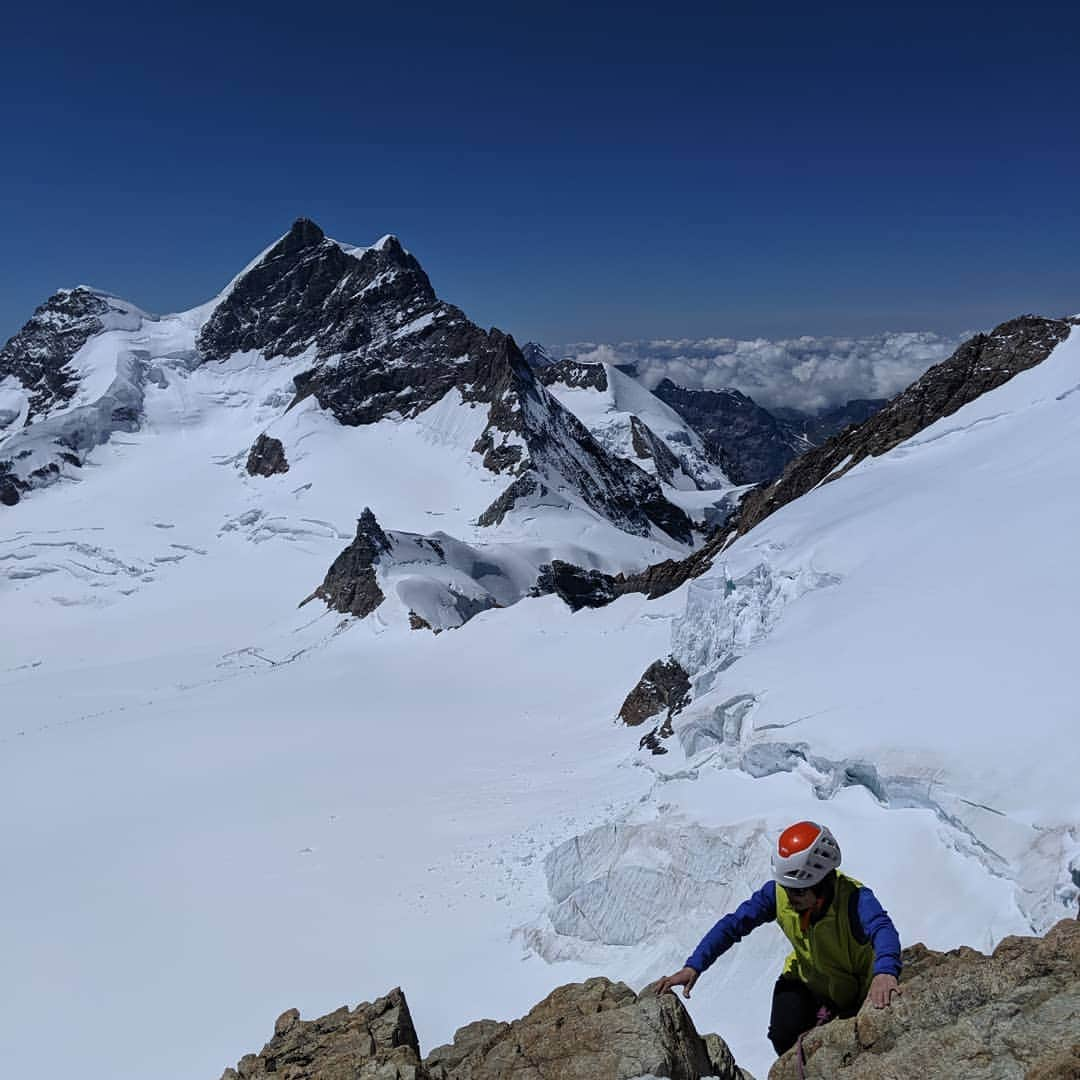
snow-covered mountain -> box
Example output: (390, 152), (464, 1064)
(650, 378), (806, 485)
(1, 225), (1077, 1080)
(0, 219), (716, 629)
(534, 359), (740, 533)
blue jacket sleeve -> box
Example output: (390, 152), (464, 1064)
(685, 881), (777, 973)
(852, 886), (902, 977)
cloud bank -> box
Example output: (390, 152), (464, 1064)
(553, 331), (969, 414)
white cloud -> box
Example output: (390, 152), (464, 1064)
(551, 330), (969, 414)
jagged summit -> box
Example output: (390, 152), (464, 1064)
(1, 220), (695, 550)
(197, 216), (437, 364)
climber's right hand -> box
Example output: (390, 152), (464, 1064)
(656, 966), (699, 999)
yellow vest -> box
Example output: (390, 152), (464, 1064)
(775, 871), (875, 1012)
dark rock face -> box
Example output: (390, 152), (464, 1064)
(774, 398), (887, 446)
(629, 414), (685, 487)
(0, 462), (22, 506)
(199, 219), (439, 369)
(218, 988), (426, 1080)
(220, 978), (747, 1080)
(769, 918), (1080, 1080)
(0, 287), (110, 424)
(532, 559), (621, 610)
(521, 341), (558, 368)
(199, 219), (692, 544)
(653, 378), (803, 485)
(733, 315), (1075, 539)
(618, 656), (692, 756)
(245, 433), (289, 476)
(303, 508), (390, 617)
(530, 531), (729, 616)
(535, 357), (609, 392)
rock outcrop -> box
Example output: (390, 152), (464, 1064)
(619, 656), (692, 753)
(303, 507), (390, 618)
(619, 656), (692, 729)
(769, 918), (1080, 1080)
(245, 433), (289, 477)
(219, 988), (426, 1080)
(425, 978), (746, 1080)
(220, 978), (749, 1080)
(531, 559), (621, 610)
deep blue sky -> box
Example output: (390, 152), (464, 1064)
(2, 1), (1078, 345)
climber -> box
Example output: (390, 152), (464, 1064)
(656, 821), (902, 1056)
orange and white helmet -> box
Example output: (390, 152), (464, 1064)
(771, 821), (841, 888)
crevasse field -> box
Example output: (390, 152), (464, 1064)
(2, 286), (1079, 1079)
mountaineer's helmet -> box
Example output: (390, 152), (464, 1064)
(771, 821), (841, 888)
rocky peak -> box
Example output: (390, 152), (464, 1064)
(276, 215), (326, 253)
(302, 507), (390, 618)
(0, 286), (112, 422)
(521, 341), (556, 368)
(202, 219), (694, 543)
(197, 216), (437, 364)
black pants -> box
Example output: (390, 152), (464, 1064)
(767, 976), (846, 1056)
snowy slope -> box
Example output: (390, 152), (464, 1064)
(1, 260), (1077, 1080)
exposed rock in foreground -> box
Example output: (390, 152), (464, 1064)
(769, 918), (1080, 1080)
(245, 433), (289, 477)
(220, 987), (425, 1080)
(220, 977), (749, 1080)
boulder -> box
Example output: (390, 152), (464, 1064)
(768, 918), (1080, 1080)
(423, 978), (745, 1080)
(218, 988), (428, 1080)
(245, 433), (289, 476)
